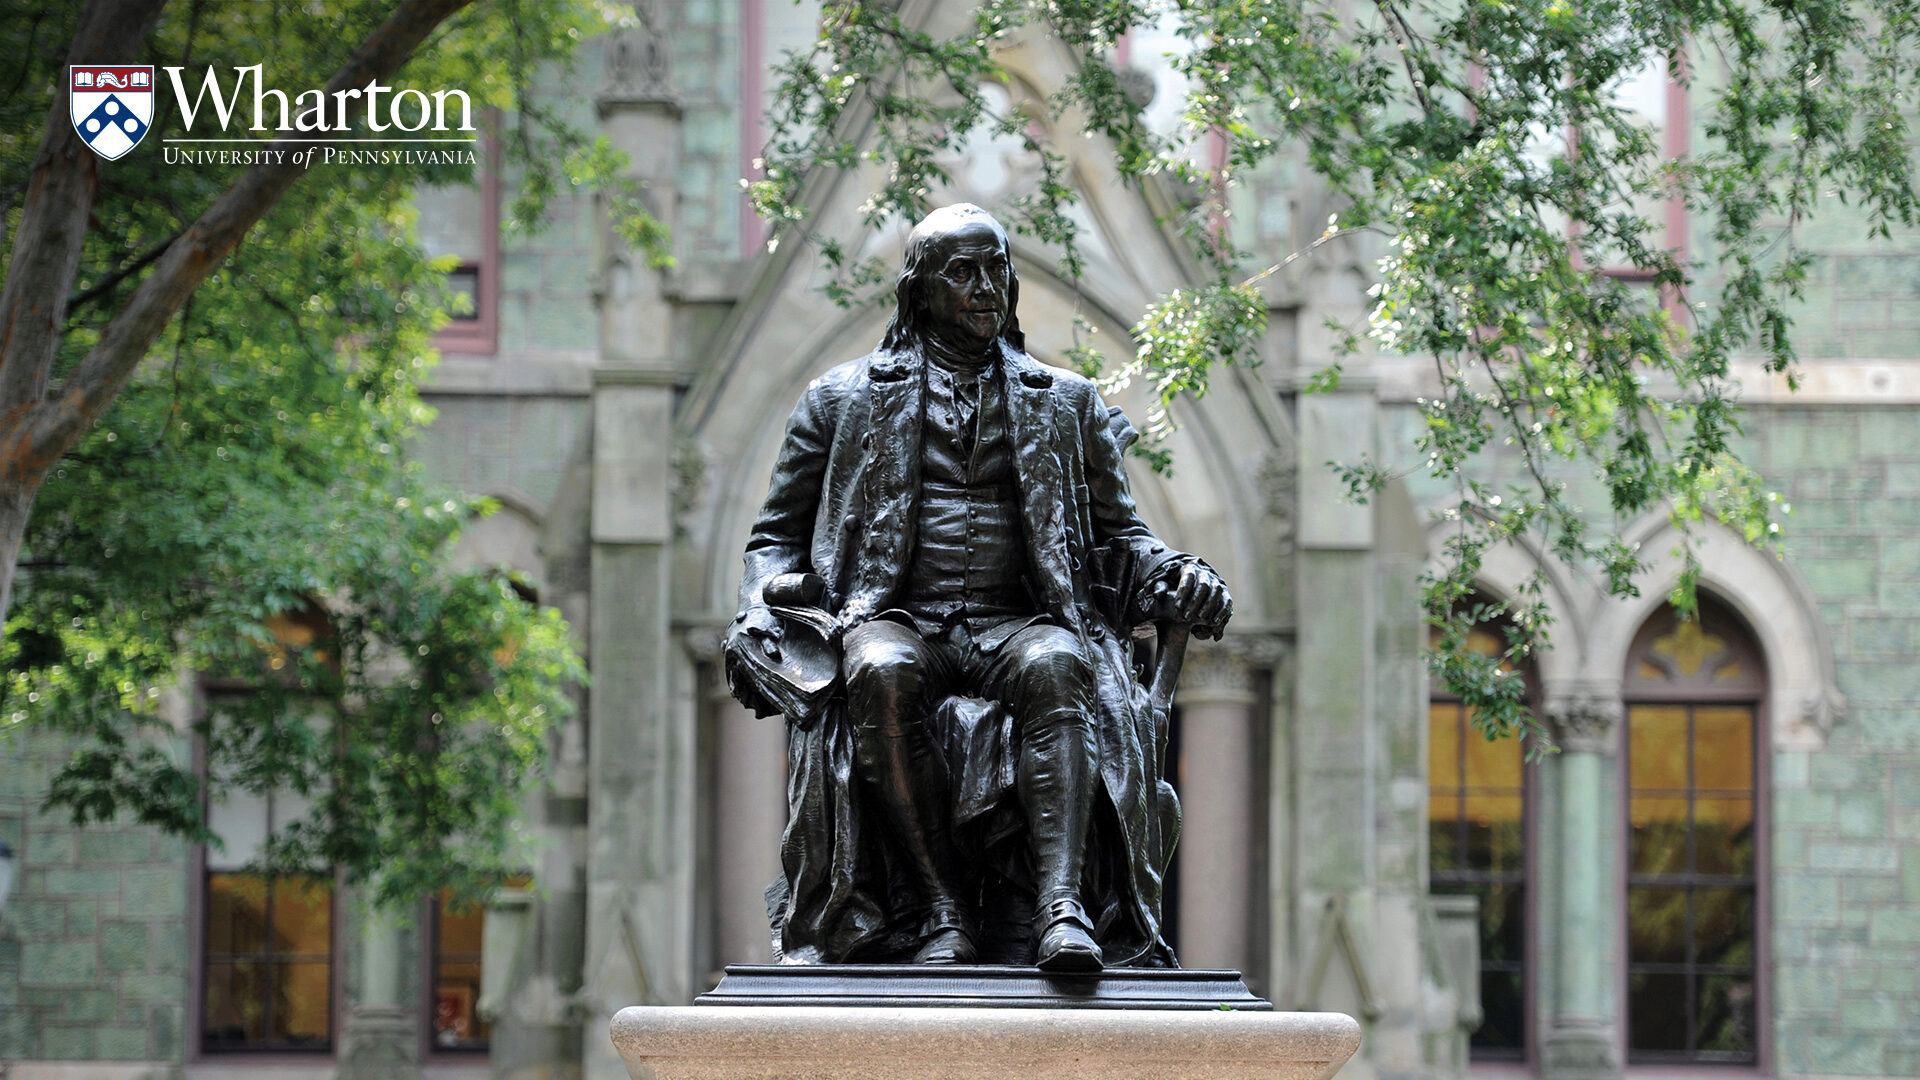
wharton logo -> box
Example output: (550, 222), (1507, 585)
(71, 65), (154, 160)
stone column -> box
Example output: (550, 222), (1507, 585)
(581, 29), (690, 1080)
(338, 905), (419, 1080)
(1289, 381), (1377, 1015)
(1175, 638), (1276, 975)
(1541, 691), (1624, 1080)
(710, 691), (787, 968)
(581, 371), (689, 1080)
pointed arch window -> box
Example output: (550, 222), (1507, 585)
(1623, 593), (1766, 1065)
(1428, 617), (1536, 1060)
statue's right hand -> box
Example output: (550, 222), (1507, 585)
(729, 606), (785, 662)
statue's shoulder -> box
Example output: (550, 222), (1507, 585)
(1001, 344), (1096, 402)
(803, 351), (887, 404)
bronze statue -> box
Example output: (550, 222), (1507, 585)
(725, 204), (1231, 972)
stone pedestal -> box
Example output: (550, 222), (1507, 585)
(610, 1006), (1361, 1080)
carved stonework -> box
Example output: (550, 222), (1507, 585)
(671, 437), (707, 538)
(1802, 687), (1848, 738)
(1255, 444), (1297, 546)
(1179, 635), (1286, 707)
(336, 1008), (420, 1080)
(600, 0), (674, 107)
(1546, 692), (1622, 755)
(682, 626), (724, 664)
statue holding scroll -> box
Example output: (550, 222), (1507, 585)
(724, 205), (1231, 972)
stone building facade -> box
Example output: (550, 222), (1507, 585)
(2, 2), (1916, 1079)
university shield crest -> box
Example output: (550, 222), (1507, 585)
(70, 66), (154, 160)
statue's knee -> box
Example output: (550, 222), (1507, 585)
(1008, 630), (1095, 709)
(843, 628), (930, 715)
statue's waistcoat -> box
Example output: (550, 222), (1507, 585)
(840, 346), (1075, 632)
(898, 361), (1031, 620)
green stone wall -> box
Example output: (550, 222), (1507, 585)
(0, 735), (190, 1063)
(1755, 405), (1920, 1077)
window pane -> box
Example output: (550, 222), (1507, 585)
(1430, 818), (1461, 872)
(1464, 796), (1525, 873)
(1629, 706), (1689, 791)
(274, 961), (332, 1046)
(434, 959), (486, 1049)
(1428, 625), (1531, 1061)
(1628, 886), (1688, 964)
(1473, 966), (1526, 1054)
(1696, 973), (1758, 1055)
(207, 873), (268, 955)
(1479, 882), (1526, 964)
(1627, 971), (1690, 1053)
(1629, 799), (1690, 875)
(274, 878), (333, 957)
(207, 790), (269, 870)
(202, 960), (266, 1047)
(1625, 600), (1763, 1067)
(1694, 799), (1755, 876)
(1693, 707), (1754, 793)
(438, 897), (486, 957)
(1692, 887), (1755, 968)
(446, 265), (481, 320)
(1430, 703), (1462, 789)
(1463, 729), (1523, 791)
(201, 871), (333, 1052)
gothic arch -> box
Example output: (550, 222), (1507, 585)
(1427, 527), (1595, 697)
(1425, 515), (1846, 751)
(450, 496), (548, 597)
(676, 23), (1297, 629)
(1586, 516), (1846, 751)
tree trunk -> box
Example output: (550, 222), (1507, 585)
(0, 478), (39, 633)
(0, 0), (474, 640)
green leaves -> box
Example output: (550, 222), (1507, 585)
(753, 0), (1912, 747)
(1121, 282), (1267, 468)
(0, 0), (596, 908)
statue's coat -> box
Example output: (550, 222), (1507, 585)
(735, 341), (1198, 966)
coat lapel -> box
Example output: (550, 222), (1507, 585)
(841, 350), (923, 622)
(1003, 348), (1076, 626)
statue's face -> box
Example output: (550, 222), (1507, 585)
(918, 220), (1011, 351)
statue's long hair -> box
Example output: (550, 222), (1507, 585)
(879, 204), (1026, 353)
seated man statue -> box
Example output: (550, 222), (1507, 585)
(724, 204), (1230, 972)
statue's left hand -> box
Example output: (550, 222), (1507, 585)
(1143, 562), (1233, 639)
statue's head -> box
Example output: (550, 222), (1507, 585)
(880, 203), (1025, 354)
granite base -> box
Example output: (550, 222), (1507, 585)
(610, 1004), (1362, 1080)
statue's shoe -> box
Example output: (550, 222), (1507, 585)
(1035, 898), (1104, 973)
(914, 925), (977, 964)
(915, 904), (978, 964)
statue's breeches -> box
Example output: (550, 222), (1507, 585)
(842, 619), (1099, 931)
(842, 619), (1095, 739)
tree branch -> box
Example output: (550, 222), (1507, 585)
(65, 232), (180, 322)
(4, 0), (475, 484)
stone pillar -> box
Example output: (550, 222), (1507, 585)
(581, 371), (690, 1080)
(1175, 638), (1275, 975)
(711, 694), (787, 967)
(1289, 382), (1377, 1019)
(338, 905), (419, 1080)
(1541, 691), (1623, 1080)
(581, 27), (689, 1079)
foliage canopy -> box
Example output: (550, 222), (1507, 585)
(750, 0), (1918, 747)
(0, 0), (650, 906)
